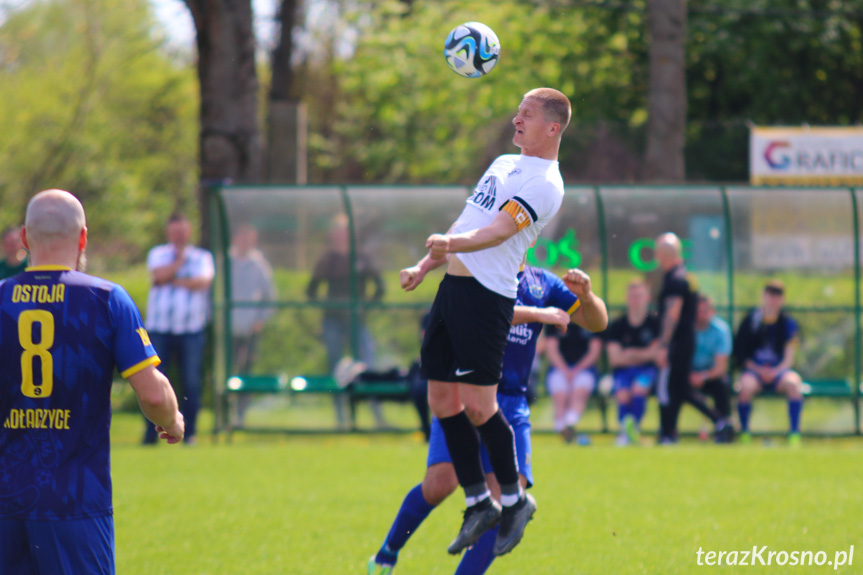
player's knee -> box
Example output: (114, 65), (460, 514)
(782, 371), (804, 399)
(427, 382), (461, 418)
(422, 464), (458, 505)
(738, 376), (759, 401)
(615, 389), (630, 404)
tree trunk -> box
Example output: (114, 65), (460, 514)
(267, 0), (306, 183)
(644, 0), (687, 182)
(184, 0), (262, 239)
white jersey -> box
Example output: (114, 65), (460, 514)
(452, 154), (564, 298)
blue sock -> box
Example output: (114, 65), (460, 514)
(455, 526), (497, 575)
(788, 399), (803, 433)
(617, 401), (630, 423)
(631, 395), (646, 424)
(376, 484), (435, 566)
(738, 402), (752, 432)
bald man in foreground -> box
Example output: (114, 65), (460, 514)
(0, 190), (184, 574)
(654, 233), (732, 444)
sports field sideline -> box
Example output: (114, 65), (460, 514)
(111, 412), (862, 575)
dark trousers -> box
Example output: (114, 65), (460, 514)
(658, 344), (723, 439)
(143, 330), (205, 443)
(701, 377), (732, 419)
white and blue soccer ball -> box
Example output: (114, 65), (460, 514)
(443, 22), (501, 78)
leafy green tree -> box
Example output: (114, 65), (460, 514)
(322, 0), (648, 184)
(0, 0), (198, 268)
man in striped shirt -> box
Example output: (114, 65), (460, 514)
(143, 213), (214, 445)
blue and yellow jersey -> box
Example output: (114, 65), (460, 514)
(499, 266), (579, 395)
(0, 266), (159, 520)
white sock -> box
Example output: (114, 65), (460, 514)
(500, 487), (523, 507)
(565, 410), (580, 427)
(465, 490), (491, 507)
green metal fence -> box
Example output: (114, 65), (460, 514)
(209, 185), (863, 436)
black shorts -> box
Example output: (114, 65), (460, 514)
(420, 274), (515, 386)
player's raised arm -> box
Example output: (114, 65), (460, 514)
(563, 268), (608, 332)
(400, 252), (449, 291)
(426, 210), (519, 259)
(512, 305), (570, 331)
(127, 366), (185, 444)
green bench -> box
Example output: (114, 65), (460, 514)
(224, 373), (413, 437)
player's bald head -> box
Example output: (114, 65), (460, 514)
(655, 232), (682, 270)
(25, 189), (86, 246)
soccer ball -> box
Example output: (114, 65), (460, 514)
(443, 22), (500, 78)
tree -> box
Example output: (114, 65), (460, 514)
(183, 0), (263, 237)
(0, 0), (198, 267)
(644, 0), (687, 182)
(267, 0), (306, 183)
(325, 0), (647, 184)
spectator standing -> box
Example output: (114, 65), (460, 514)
(307, 214), (385, 428)
(143, 213), (214, 445)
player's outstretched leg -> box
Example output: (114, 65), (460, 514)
(492, 492), (536, 556)
(370, 484), (435, 572)
(437, 410), (501, 555)
(455, 527), (497, 575)
(471, 408), (533, 556)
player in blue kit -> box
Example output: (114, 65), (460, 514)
(0, 190), (185, 575)
(368, 264), (607, 574)
(733, 280), (803, 446)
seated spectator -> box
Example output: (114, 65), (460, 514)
(733, 280), (804, 446)
(544, 319), (603, 443)
(604, 279), (660, 446)
(691, 295), (735, 443)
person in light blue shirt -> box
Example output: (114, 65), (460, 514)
(690, 295), (733, 436)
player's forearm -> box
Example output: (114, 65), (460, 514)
(659, 313), (680, 347)
(575, 292), (608, 332)
(173, 277), (213, 291)
(418, 252), (449, 274)
(151, 263), (182, 286)
(129, 368), (182, 430)
(512, 306), (539, 325)
(447, 226), (511, 253)
(701, 356), (729, 380)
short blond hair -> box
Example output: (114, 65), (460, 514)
(524, 88), (571, 132)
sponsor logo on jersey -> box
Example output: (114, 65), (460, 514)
(469, 175), (498, 210)
(508, 167), (522, 176)
(507, 323), (534, 345)
(529, 283), (544, 299)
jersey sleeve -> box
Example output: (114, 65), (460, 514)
(198, 249), (216, 280)
(146, 246), (165, 272)
(544, 272), (580, 315)
(109, 286), (161, 378)
(501, 178), (558, 231)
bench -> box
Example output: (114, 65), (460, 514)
(224, 373), (413, 438)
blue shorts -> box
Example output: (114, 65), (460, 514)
(427, 394), (533, 488)
(0, 515), (115, 575)
(613, 366), (657, 393)
(743, 368), (790, 391)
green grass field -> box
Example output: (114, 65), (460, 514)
(110, 410), (863, 575)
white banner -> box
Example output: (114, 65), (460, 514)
(749, 126), (863, 185)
